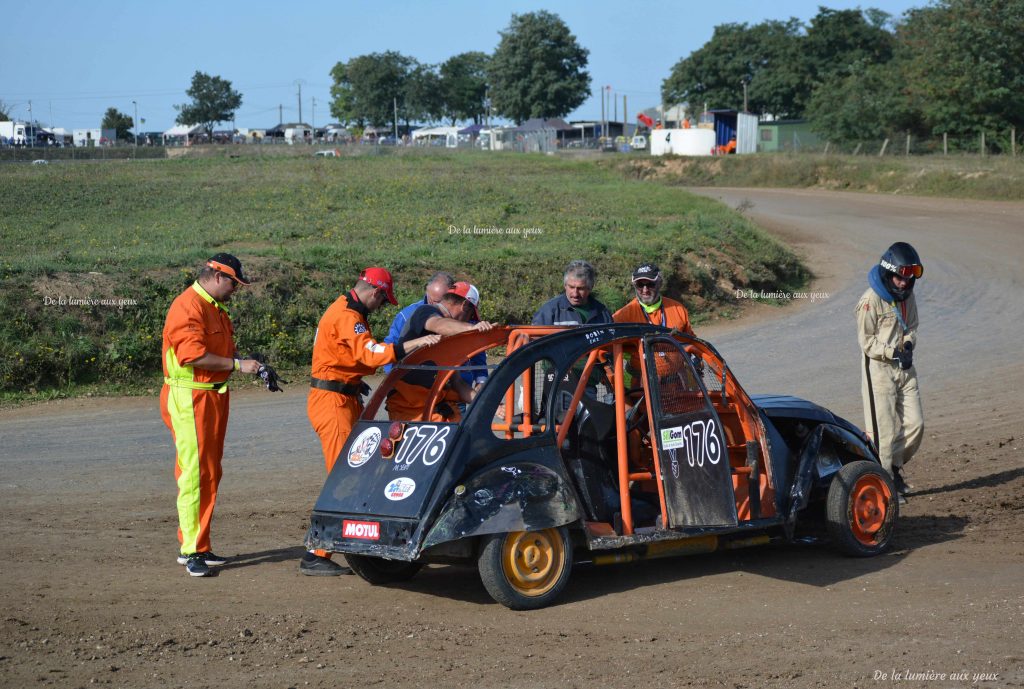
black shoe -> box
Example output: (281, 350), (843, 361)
(177, 551), (228, 566)
(185, 553), (213, 577)
(299, 552), (352, 576)
(893, 468), (914, 496)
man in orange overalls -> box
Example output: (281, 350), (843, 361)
(303, 267), (439, 575)
(161, 253), (262, 577)
(613, 263), (695, 335)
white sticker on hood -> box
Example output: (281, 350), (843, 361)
(384, 477), (416, 501)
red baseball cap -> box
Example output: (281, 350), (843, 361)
(448, 281), (480, 318)
(360, 267), (397, 305)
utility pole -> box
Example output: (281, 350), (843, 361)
(279, 104), (283, 126)
(613, 92), (617, 126)
(312, 97), (316, 139)
(600, 88), (605, 141)
(623, 95), (628, 140)
(394, 97), (398, 141)
(28, 100), (33, 145)
(297, 82), (303, 124)
(132, 100), (138, 149)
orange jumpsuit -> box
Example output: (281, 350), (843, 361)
(613, 296), (694, 335)
(161, 282), (235, 557)
(308, 291), (406, 557)
(614, 297), (697, 379)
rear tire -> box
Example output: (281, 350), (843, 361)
(477, 527), (573, 610)
(344, 554), (423, 584)
(826, 461), (898, 556)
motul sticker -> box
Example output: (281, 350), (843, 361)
(384, 477), (416, 501)
(342, 520), (380, 540)
(348, 427), (381, 468)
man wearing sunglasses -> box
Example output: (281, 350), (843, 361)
(857, 242), (924, 501)
(161, 253), (263, 577)
(613, 263), (695, 335)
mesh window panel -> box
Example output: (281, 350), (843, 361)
(651, 340), (705, 416)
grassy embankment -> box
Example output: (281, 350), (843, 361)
(607, 152), (1024, 201)
(0, 151), (806, 402)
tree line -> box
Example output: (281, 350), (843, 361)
(662, 0), (1024, 150)
(22, 0), (1014, 150)
(328, 10), (590, 131)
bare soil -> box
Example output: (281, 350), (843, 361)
(2, 189), (1022, 689)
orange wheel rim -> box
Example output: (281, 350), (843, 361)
(849, 475), (892, 545)
(500, 529), (565, 597)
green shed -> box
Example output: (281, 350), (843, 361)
(757, 120), (822, 152)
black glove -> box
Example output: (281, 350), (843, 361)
(897, 342), (914, 370)
(359, 381), (371, 401)
(257, 363), (286, 392)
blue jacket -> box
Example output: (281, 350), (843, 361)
(383, 297), (489, 386)
(383, 297), (428, 373)
(531, 293), (612, 326)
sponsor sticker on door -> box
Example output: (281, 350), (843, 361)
(660, 426), (685, 450)
(342, 520), (380, 540)
(384, 477), (416, 501)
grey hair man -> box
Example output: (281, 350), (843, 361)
(531, 260), (612, 326)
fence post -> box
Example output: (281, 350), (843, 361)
(1012, 127), (1017, 157)
(905, 134), (911, 156)
(980, 131), (985, 157)
(853, 142), (862, 156)
(943, 132), (948, 156)
(823, 141), (831, 155)
(879, 138), (889, 156)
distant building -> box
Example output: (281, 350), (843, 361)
(73, 128), (117, 147)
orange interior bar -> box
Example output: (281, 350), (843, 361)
(612, 344), (633, 535)
(555, 349), (601, 450)
(638, 339), (670, 528)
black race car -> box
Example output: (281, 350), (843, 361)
(305, 325), (897, 609)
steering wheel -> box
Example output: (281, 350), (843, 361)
(625, 394), (648, 434)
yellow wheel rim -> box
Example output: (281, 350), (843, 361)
(500, 529), (565, 597)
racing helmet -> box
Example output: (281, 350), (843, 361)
(879, 242), (922, 302)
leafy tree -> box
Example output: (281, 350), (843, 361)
(174, 71), (242, 138)
(329, 51), (414, 131)
(898, 0), (1024, 146)
(440, 51), (490, 125)
(0, 100), (11, 121)
(804, 7), (894, 82)
(806, 59), (917, 142)
(662, 19), (806, 118)
(404, 63), (444, 127)
(101, 107), (134, 141)
(489, 11), (590, 123)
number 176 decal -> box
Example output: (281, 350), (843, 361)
(660, 419), (722, 467)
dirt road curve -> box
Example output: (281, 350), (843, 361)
(2, 189), (1022, 689)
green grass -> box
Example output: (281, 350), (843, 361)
(608, 152), (1024, 200)
(0, 151), (806, 397)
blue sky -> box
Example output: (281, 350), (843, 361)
(1, 0), (924, 132)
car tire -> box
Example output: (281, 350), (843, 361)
(477, 527), (573, 610)
(826, 460), (898, 557)
(344, 554), (423, 584)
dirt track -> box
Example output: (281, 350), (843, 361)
(2, 189), (1022, 688)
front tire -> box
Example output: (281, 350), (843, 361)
(826, 461), (898, 556)
(345, 554), (423, 584)
(477, 527), (573, 610)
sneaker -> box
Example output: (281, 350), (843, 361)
(893, 468), (914, 496)
(299, 552), (352, 577)
(184, 553), (212, 577)
(176, 551), (228, 566)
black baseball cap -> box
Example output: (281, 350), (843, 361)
(631, 263), (662, 283)
(206, 253), (250, 285)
